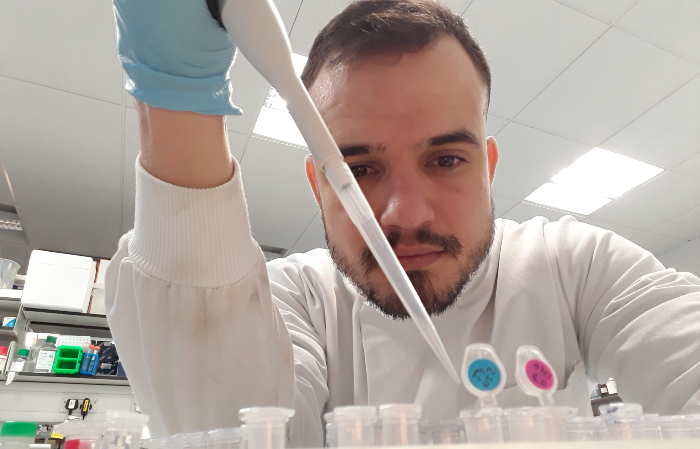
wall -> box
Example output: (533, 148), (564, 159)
(658, 238), (700, 278)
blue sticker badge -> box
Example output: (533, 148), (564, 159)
(468, 359), (501, 391)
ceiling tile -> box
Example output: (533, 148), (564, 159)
(240, 137), (319, 250)
(628, 231), (687, 257)
(0, 0), (123, 104)
(272, 0), (304, 33)
(515, 27), (699, 147)
(672, 153), (700, 180)
(492, 195), (518, 218)
(491, 122), (591, 200)
(615, 0), (700, 66)
(18, 206), (121, 259)
(0, 76), (123, 174)
(581, 218), (642, 240)
(287, 212), (327, 255)
(486, 114), (509, 137)
(555, 0), (638, 24)
(589, 171), (700, 230)
(0, 159), (16, 206)
(651, 205), (700, 241)
(464, 0), (607, 119)
(4, 152), (122, 224)
(226, 53), (272, 135)
(229, 131), (250, 162)
(602, 75), (700, 168)
(444, 0), (473, 14)
(501, 201), (579, 224)
(289, 0), (349, 56)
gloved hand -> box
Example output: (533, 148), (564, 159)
(113, 0), (242, 115)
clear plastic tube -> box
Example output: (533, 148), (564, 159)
(238, 407), (294, 449)
(220, 0), (459, 385)
(378, 404), (422, 446)
(461, 408), (504, 444)
(332, 406), (377, 447)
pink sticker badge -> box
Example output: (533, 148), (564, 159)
(525, 359), (554, 390)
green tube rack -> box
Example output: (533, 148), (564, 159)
(52, 346), (84, 375)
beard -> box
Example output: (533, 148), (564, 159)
(325, 201), (496, 321)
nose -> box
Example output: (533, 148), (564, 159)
(378, 170), (435, 231)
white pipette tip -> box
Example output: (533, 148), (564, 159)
(515, 345), (557, 406)
(461, 343), (506, 408)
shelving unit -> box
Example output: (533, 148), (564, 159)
(0, 289), (128, 386)
(6, 372), (129, 386)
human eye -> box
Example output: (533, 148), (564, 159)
(349, 164), (377, 179)
(428, 155), (466, 169)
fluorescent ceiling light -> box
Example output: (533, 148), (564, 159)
(525, 148), (664, 215)
(252, 53), (309, 147)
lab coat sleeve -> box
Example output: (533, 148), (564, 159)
(104, 158), (296, 438)
(546, 216), (700, 414)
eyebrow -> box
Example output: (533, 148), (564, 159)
(339, 144), (386, 158)
(427, 129), (481, 147)
(338, 128), (481, 158)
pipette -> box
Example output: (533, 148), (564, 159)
(461, 343), (506, 408)
(218, 0), (459, 384)
(515, 345), (557, 406)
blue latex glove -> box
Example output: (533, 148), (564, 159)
(113, 0), (242, 115)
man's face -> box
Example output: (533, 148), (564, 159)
(306, 35), (499, 319)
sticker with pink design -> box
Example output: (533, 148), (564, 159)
(525, 359), (554, 390)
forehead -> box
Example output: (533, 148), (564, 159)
(308, 35), (489, 133)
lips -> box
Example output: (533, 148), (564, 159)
(394, 246), (443, 270)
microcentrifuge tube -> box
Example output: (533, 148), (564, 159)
(239, 407), (294, 449)
(332, 406), (377, 447)
(515, 345), (557, 406)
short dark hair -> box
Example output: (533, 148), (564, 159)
(300, 0), (491, 104)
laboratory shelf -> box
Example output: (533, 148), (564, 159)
(0, 289), (21, 313)
(0, 326), (17, 341)
(4, 372), (128, 386)
(23, 306), (111, 338)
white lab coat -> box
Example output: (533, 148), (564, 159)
(105, 159), (700, 446)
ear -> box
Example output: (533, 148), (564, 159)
(305, 154), (322, 207)
(486, 136), (499, 185)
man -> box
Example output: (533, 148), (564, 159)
(106, 0), (700, 445)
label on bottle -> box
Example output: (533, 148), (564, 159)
(35, 350), (56, 371)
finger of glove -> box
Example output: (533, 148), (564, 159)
(114, 0), (235, 79)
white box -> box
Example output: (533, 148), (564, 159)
(22, 250), (96, 313)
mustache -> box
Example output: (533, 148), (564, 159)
(359, 228), (463, 273)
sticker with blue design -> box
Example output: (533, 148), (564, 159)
(468, 359), (501, 391)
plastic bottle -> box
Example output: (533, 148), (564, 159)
(80, 345), (100, 376)
(9, 348), (29, 372)
(34, 335), (58, 373)
(0, 421), (37, 449)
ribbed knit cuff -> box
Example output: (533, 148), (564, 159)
(130, 157), (260, 288)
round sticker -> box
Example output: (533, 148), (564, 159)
(525, 359), (554, 390)
(468, 359), (501, 391)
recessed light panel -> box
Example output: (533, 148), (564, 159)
(252, 53), (309, 147)
(525, 148), (664, 215)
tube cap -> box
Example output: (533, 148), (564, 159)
(46, 336), (57, 343)
(0, 346), (8, 356)
(17, 348), (29, 357)
(0, 421), (37, 438)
